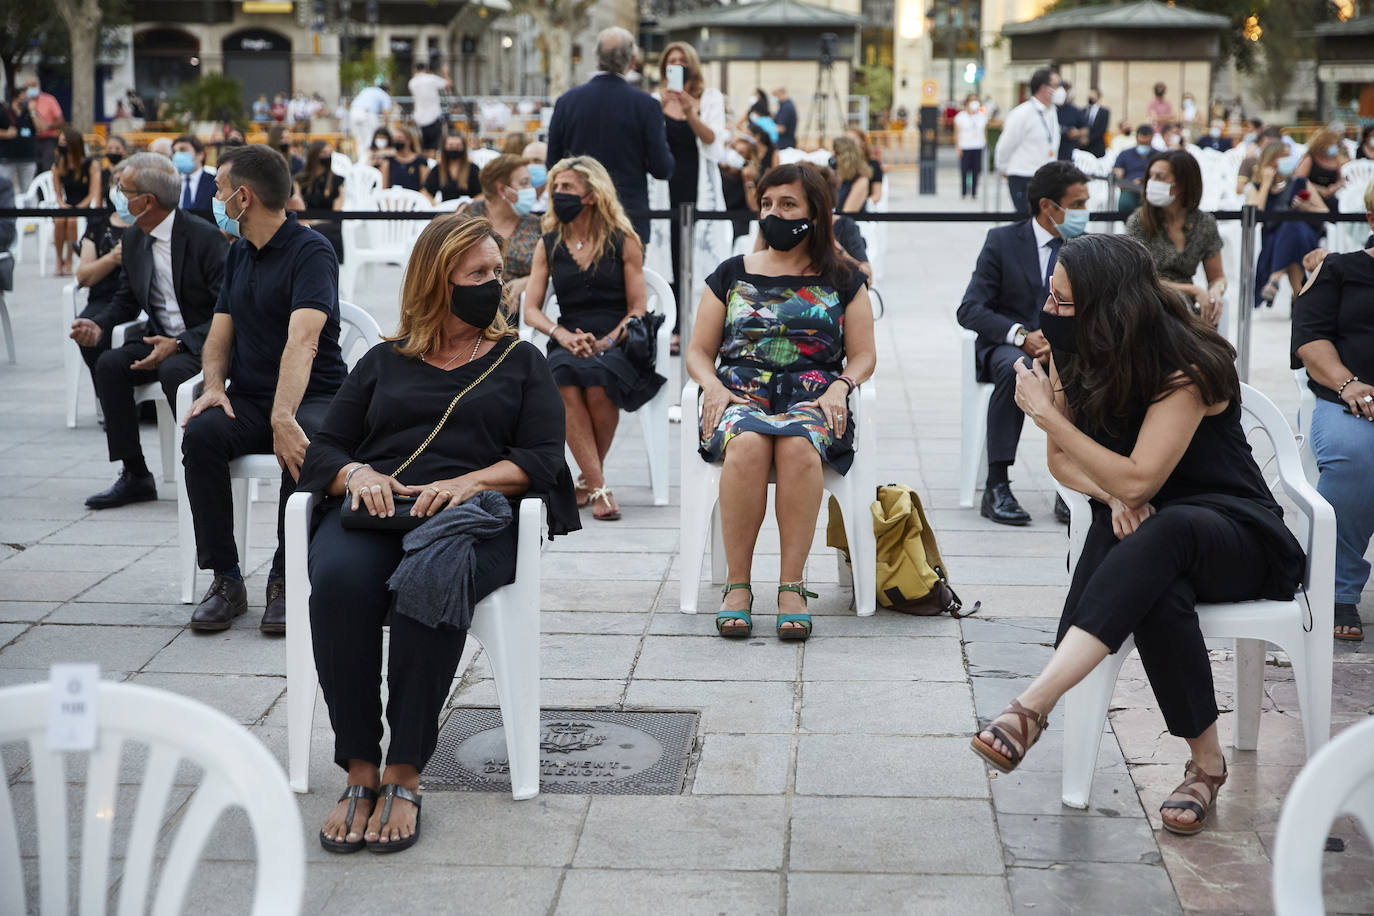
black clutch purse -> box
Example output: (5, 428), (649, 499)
(339, 495), (427, 531)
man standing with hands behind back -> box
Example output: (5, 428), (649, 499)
(181, 145), (347, 635)
(994, 68), (1062, 216)
(957, 160), (1089, 526)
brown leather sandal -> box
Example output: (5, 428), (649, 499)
(1160, 759), (1227, 836)
(970, 698), (1049, 773)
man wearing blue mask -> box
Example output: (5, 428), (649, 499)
(182, 144), (347, 635)
(172, 134), (216, 221)
(78, 153), (228, 511)
(521, 140), (549, 213)
(1110, 124), (1155, 214)
(958, 160), (1089, 525)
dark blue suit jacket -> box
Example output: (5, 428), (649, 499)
(957, 220), (1047, 381)
(179, 168), (217, 217)
(546, 73), (674, 213)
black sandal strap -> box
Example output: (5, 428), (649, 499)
(1160, 798), (1207, 822)
(337, 785), (377, 834)
(377, 783), (423, 828)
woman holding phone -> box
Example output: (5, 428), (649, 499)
(652, 41), (731, 353)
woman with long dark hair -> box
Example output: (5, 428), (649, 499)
(969, 234), (1305, 837)
(293, 139), (346, 263)
(51, 126), (101, 276)
(685, 163), (876, 641)
(423, 131), (482, 203)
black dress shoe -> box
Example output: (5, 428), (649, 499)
(85, 469), (157, 510)
(1054, 494), (1071, 525)
(981, 482), (1032, 526)
(189, 575), (248, 631)
(260, 578), (286, 635)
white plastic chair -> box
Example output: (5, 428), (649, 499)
(339, 187), (431, 301)
(0, 680), (304, 916)
(346, 164), (382, 205)
(330, 151), (353, 179)
(1272, 716), (1374, 914)
(958, 328), (993, 508)
(176, 302), (382, 603)
(520, 267), (674, 506)
(431, 195), (471, 212)
(1057, 383), (1335, 809)
(0, 220), (19, 364)
(469, 147), (500, 169)
(27, 171), (57, 276)
(284, 494), (545, 800)
(677, 378), (878, 615)
(1293, 368), (1319, 487)
(62, 283), (86, 426)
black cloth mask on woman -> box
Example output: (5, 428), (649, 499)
(106, 152), (124, 165)
(552, 192), (585, 224)
(760, 215), (812, 252)
(450, 278), (503, 329)
(1038, 311), (1077, 354)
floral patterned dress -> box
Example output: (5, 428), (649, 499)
(699, 256), (866, 473)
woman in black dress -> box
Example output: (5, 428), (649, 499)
(969, 234), (1304, 837)
(68, 208), (130, 384)
(522, 156), (663, 521)
(422, 132), (481, 203)
(382, 126), (427, 192)
(298, 213), (578, 854)
(1294, 127), (1349, 212)
(293, 139), (346, 264)
(52, 126), (101, 276)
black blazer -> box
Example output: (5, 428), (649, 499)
(957, 221), (1047, 381)
(546, 73), (674, 211)
(94, 209), (230, 355)
(1085, 105), (1110, 158)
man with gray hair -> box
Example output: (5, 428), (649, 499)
(76, 152), (229, 510)
(547, 25), (674, 242)
(148, 136), (173, 158)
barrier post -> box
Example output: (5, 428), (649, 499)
(1236, 204), (1258, 383)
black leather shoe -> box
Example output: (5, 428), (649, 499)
(1054, 494), (1071, 525)
(260, 578), (286, 635)
(189, 575), (248, 631)
(981, 482), (1032, 526)
(85, 469), (157, 510)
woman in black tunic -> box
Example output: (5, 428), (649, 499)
(382, 126), (427, 192)
(69, 208), (130, 383)
(293, 139), (346, 264)
(298, 214), (578, 854)
(969, 234), (1304, 837)
(522, 156), (663, 521)
(422, 132), (482, 203)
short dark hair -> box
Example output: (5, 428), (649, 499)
(218, 144), (292, 210)
(173, 133), (204, 155)
(1136, 124), (1154, 137)
(1029, 68), (1054, 96)
(1026, 160), (1088, 218)
(414, 60), (428, 72)
(1259, 125), (1282, 140)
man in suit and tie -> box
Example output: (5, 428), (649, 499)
(1083, 89), (1110, 158)
(76, 153), (229, 509)
(172, 134), (217, 219)
(547, 26), (674, 244)
(957, 160), (1089, 525)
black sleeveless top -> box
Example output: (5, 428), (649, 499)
(389, 156), (424, 191)
(541, 230), (628, 340)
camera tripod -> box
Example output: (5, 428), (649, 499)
(804, 59), (843, 147)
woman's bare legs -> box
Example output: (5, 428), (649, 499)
(585, 386), (620, 463)
(773, 436), (823, 623)
(561, 386), (603, 487)
(718, 432), (772, 622)
(54, 217), (74, 274)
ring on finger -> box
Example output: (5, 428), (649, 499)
(371, 485), (382, 492)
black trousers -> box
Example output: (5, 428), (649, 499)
(1007, 175), (1031, 217)
(960, 148), (983, 196)
(308, 508), (519, 770)
(93, 341), (201, 464)
(181, 391), (332, 576)
(986, 344), (1032, 467)
(1057, 502), (1272, 739)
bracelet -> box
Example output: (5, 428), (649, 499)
(344, 463), (371, 494)
(834, 375), (856, 394)
(1337, 376), (1360, 396)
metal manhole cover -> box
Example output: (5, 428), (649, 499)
(423, 707), (699, 795)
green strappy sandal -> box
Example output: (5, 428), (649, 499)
(776, 580), (816, 641)
(716, 583), (754, 638)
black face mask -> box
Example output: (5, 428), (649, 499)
(450, 278), (503, 330)
(1038, 310), (1077, 354)
(279, 143), (291, 154)
(552, 192), (585, 224)
(106, 152), (124, 165)
(759, 214), (812, 252)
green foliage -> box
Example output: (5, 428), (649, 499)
(853, 64), (892, 128)
(340, 49), (396, 96)
(170, 73), (247, 129)
(1254, 0), (1342, 109)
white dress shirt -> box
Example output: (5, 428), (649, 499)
(994, 97), (1060, 178)
(954, 109), (988, 151)
(146, 211), (186, 337)
(1007, 218), (1060, 344)
(180, 168), (205, 209)
(408, 73), (448, 127)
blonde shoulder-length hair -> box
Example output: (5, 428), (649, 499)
(388, 213), (517, 358)
(659, 41), (706, 98)
(832, 136), (872, 182)
(539, 156), (639, 263)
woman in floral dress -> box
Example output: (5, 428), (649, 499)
(686, 163), (876, 641)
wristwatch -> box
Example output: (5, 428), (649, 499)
(174, 338), (186, 354)
(1013, 327), (1029, 348)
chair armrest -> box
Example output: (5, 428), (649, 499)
(515, 497), (544, 587)
(175, 372), (206, 427)
(111, 318), (143, 350)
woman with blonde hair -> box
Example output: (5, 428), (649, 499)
(1294, 127), (1350, 211)
(524, 156), (664, 520)
(298, 213), (578, 855)
(844, 126), (885, 205)
(52, 126), (101, 276)
(649, 40), (731, 352)
(832, 135), (872, 213)
(463, 153), (541, 298)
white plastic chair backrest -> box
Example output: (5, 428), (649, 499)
(363, 187), (430, 248)
(351, 165), (382, 202)
(1292, 368), (1319, 486)
(338, 300), (383, 364)
(432, 196), (470, 212)
(426, 157), (438, 171)
(1342, 138), (1359, 159)
(777, 148), (808, 165)
(469, 147), (500, 169)
(29, 172), (56, 208)
(1272, 716), (1374, 914)
(330, 152), (353, 178)
(1339, 159), (1374, 193)
(0, 681), (304, 916)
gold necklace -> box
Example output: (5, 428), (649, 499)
(428, 334), (482, 370)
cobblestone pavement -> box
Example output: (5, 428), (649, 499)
(0, 169), (1370, 914)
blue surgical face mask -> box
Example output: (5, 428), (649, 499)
(110, 184), (136, 223)
(172, 151), (196, 174)
(1053, 202), (1089, 239)
(212, 187), (244, 237)
(1326, 144), (1339, 158)
(1136, 143), (1151, 156)
(1277, 155), (1299, 177)
(527, 163), (547, 189)
(512, 186), (537, 216)
(26, 87), (38, 99)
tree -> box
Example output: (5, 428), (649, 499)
(51, 0), (104, 130)
(0, 4), (59, 100)
(1253, 0), (1341, 109)
(507, 0), (598, 98)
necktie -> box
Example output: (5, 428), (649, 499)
(181, 175), (193, 210)
(1045, 236), (1063, 299)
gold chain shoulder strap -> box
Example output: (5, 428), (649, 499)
(389, 337), (520, 479)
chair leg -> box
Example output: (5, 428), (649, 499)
(232, 478), (251, 572)
(1061, 642), (1132, 809)
(1233, 637), (1266, 752)
(0, 296), (13, 365)
(1292, 631), (1334, 758)
(285, 584), (316, 794)
(837, 486), (876, 616)
(959, 387), (990, 508)
(178, 474), (198, 604)
(471, 590), (541, 801)
(64, 342), (79, 428)
(155, 400), (176, 483)
(678, 492), (717, 614)
(640, 399), (670, 507)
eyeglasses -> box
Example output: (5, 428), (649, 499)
(1047, 287), (1074, 312)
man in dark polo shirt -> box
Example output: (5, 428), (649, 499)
(181, 144), (346, 634)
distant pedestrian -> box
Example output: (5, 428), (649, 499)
(954, 94), (988, 198)
(1083, 89), (1109, 158)
(994, 67), (1062, 216)
(349, 82), (392, 162)
(774, 87), (798, 150)
(408, 61), (452, 158)
(1147, 82), (1174, 132)
(25, 77), (64, 172)
(0, 88), (38, 198)
(1056, 83), (1087, 161)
